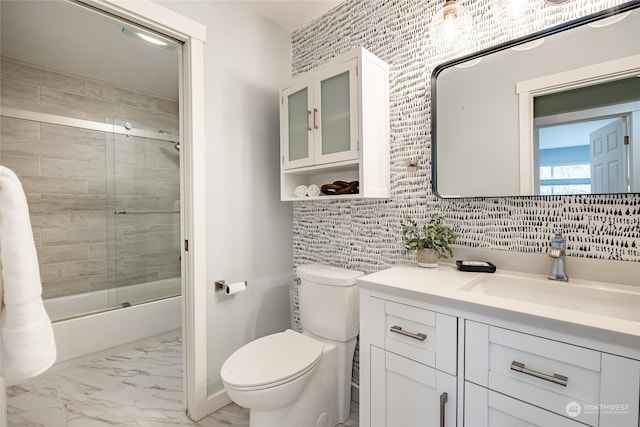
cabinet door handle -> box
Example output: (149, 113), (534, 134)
(389, 325), (427, 341)
(510, 361), (568, 387)
(307, 110), (312, 131)
(439, 392), (448, 427)
(313, 108), (319, 129)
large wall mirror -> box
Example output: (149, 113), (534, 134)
(432, 2), (640, 198)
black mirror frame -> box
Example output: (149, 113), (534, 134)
(430, 0), (640, 199)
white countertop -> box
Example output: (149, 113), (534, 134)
(357, 263), (640, 338)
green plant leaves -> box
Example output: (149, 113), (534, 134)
(400, 213), (457, 258)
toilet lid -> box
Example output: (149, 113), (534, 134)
(221, 329), (323, 388)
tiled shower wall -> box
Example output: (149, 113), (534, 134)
(290, 0), (639, 383)
(0, 56), (180, 299)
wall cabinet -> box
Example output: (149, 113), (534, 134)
(281, 60), (358, 169)
(359, 288), (640, 427)
(280, 47), (389, 201)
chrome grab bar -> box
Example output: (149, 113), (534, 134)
(511, 361), (568, 387)
(389, 325), (427, 342)
(114, 211), (179, 215)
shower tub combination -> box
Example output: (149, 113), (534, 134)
(46, 278), (182, 363)
(1, 1), (185, 366)
(0, 107), (183, 364)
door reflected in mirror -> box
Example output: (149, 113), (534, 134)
(537, 117), (626, 195)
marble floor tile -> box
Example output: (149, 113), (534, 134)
(6, 332), (358, 427)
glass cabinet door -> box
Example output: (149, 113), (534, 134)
(315, 59), (359, 165)
(281, 59), (359, 171)
(282, 80), (314, 169)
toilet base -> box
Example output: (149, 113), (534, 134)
(249, 342), (338, 427)
(304, 331), (357, 423)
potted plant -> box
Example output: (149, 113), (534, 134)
(401, 213), (457, 268)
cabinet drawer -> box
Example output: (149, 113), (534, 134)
(464, 381), (585, 427)
(371, 298), (457, 375)
(466, 321), (640, 427)
(466, 321), (601, 426)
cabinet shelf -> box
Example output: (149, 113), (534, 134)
(282, 159), (359, 175)
(283, 193), (362, 202)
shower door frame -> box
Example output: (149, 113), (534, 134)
(80, 0), (211, 420)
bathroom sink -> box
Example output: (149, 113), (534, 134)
(460, 274), (640, 322)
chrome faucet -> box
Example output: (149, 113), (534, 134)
(548, 231), (568, 282)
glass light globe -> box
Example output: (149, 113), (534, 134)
(429, 0), (475, 59)
(490, 0), (538, 36)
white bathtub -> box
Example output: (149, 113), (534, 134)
(44, 278), (182, 364)
(45, 277), (181, 321)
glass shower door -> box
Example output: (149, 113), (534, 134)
(107, 118), (181, 308)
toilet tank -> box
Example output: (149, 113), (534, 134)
(297, 264), (364, 342)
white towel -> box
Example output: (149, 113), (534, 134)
(307, 184), (320, 197)
(0, 166), (56, 381)
(294, 185), (308, 198)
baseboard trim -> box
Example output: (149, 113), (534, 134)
(205, 388), (232, 417)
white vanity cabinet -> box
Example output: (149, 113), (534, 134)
(280, 47), (389, 201)
(465, 321), (640, 427)
(359, 274), (640, 427)
(360, 291), (458, 427)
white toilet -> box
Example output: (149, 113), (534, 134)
(221, 263), (364, 427)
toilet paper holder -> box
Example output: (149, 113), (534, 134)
(215, 280), (247, 292)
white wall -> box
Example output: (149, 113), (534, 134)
(157, 0), (293, 396)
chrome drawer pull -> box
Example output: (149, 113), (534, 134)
(390, 325), (427, 341)
(511, 361), (568, 387)
(439, 392), (448, 427)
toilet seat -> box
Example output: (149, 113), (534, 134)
(221, 329), (323, 391)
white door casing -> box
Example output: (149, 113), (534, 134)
(80, 0), (209, 420)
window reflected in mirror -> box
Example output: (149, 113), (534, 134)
(534, 76), (638, 195)
(537, 118), (624, 195)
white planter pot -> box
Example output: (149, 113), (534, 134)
(417, 248), (439, 268)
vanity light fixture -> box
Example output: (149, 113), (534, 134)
(431, 0), (472, 42)
(493, 0), (537, 21)
(491, 0), (538, 35)
(429, 0), (474, 56)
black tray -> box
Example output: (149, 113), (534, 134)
(456, 260), (496, 273)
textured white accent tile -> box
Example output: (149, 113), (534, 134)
(290, 0), (640, 387)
